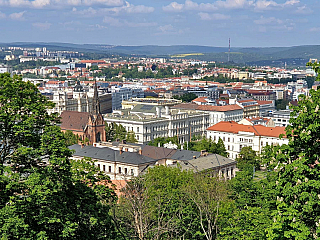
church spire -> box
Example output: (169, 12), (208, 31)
(91, 79), (101, 115)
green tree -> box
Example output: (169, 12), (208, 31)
(114, 165), (199, 240)
(148, 136), (180, 148)
(105, 122), (137, 143)
(263, 86), (320, 238)
(0, 73), (117, 239)
(236, 146), (260, 171)
(63, 130), (79, 146)
(173, 93), (198, 102)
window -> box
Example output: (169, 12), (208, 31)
(98, 164), (100, 170)
(223, 137), (225, 141)
(109, 166), (112, 172)
(103, 165), (105, 171)
(261, 141), (263, 146)
(125, 168), (128, 175)
(137, 127), (139, 132)
(228, 138), (230, 142)
(118, 167), (122, 174)
(228, 145), (230, 150)
(131, 169), (134, 176)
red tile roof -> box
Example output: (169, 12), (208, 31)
(192, 97), (208, 103)
(207, 121), (286, 138)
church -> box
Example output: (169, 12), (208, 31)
(60, 81), (106, 145)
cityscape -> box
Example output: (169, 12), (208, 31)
(0, 0), (320, 239)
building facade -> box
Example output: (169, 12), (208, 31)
(207, 121), (288, 160)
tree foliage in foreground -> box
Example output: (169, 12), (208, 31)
(114, 165), (229, 240)
(185, 137), (228, 157)
(0, 73), (116, 239)
(105, 122), (137, 143)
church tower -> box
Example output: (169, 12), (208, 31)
(87, 80), (106, 144)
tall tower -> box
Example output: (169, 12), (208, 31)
(91, 80), (101, 115)
(228, 38), (230, 62)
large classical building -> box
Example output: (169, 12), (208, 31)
(207, 121), (288, 160)
(104, 105), (210, 144)
(60, 82), (106, 145)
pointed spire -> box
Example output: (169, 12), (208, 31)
(91, 79), (100, 115)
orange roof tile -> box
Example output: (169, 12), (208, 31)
(207, 121), (286, 138)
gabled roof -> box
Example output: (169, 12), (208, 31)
(178, 154), (236, 172)
(71, 145), (157, 165)
(141, 145), (177, 160)
(207, 121), (286, 138)
(171, 149), (201, 161)
(60, 111), (90, 131)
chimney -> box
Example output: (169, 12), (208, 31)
(119, 147), (123, 155)
(81, 144), (85, 148)
(139, 149), (142, 155)
(125, 148), (128, 152)
(200, 149), (207, 157)
(193, 155), (196, 159)
(93, 143), (97, 147)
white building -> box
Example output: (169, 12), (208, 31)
(0, 65), (13, 74)
(104, 105), (210, 144)
(173, 103), (244, 125)
(207, 121), (288, 160)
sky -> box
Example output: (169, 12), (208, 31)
(0, 0), (319, 47)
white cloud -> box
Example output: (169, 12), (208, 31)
(254, 0), (300, 11)
(254, 16), (282, 25)
(107, 1), (154, 14)
(0, 0), (124, 8)
(103, 16), (156, 27)
(158, 24), (174, 32)
(32, 21), (51, 30)
(163, 0), (303, 13)
(0, 11), (6, 18)
(163, 0), (217, 12)
(9, 11), (25, 20)
(295, 5), (313, 14)
(310, 27), (320, 32)
(82, 0), (123, 6)
(198, 12), (230, 20)
(163, 2), (184, 12)
(254, 0), (278, 11)
(215, 0), (254, 9)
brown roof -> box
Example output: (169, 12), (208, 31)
(141, 145), (177, 160)
(256, 100), (273, 105)
(207, 121), (286, 138)
(60, 111), (90, 131)
(172, 103), (198, 110)
(198, 104), (242, 112)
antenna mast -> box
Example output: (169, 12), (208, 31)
(228, 38), (230, 62)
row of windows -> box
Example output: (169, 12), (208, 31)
(97, 164), (135, 176)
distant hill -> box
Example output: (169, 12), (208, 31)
(1, 42), (320, 66)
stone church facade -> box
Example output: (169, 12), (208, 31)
(60, 81), (106, 145)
